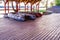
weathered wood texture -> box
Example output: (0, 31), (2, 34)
(4, 0), (41, 5)
(0, 14), (60, 40)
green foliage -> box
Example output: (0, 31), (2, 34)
(55, 0), (60, 6)
(33, 10), (46, 13)
(39, 10), (46, 12)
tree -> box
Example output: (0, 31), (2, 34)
(55, 0), (60, 6)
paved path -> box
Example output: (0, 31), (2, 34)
(0, 14), (60, 40)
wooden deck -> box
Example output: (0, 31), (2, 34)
(0, 13), (60, 40)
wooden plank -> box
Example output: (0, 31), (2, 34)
(0, 14), (60, 40)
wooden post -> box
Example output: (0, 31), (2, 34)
(31, 4), (32, 12)
(4, 3), (6, 14)
(27, 6), (28, 12)
(36, 2), (40, 12)
(33, 6), (34, 11)
(8, 1), (9, 13)
(16, 2), (18, 12)
(46, 0), (48, 10)
(36, 4), (37, 12)
(19, 3), (20, 11)
(4, 0), (8, 14)
(25, 4), (26, 12)
(37, 3), (39, 12)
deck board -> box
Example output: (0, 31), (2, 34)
(0, 14), (60, 40)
